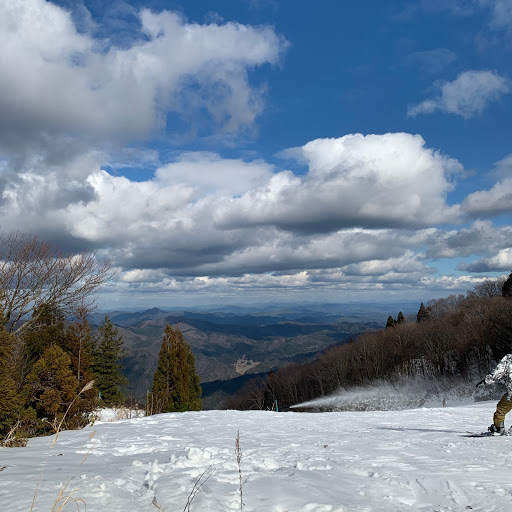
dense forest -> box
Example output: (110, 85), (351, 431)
(227, 274), (512, 411)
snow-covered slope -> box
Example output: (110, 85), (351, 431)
(0, 403), (510, 511)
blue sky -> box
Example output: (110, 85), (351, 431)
(1, 0), (511, 308)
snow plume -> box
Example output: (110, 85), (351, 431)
(292, 378), (477, 411)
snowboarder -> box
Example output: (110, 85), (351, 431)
(476, 354), (512, 435)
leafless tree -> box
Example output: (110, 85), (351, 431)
(0, 231), (113, 335)
(467, 277), (507, 299)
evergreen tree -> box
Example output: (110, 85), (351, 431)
(396, 311), (406, 324)
(17, 303), (68, 391)
(150, 324), (201, 414)
(416, 302), (430, 323)
(64, 308), (96, 387)
(0, 313), (19, 439)
(94, 315), (127, 406)
(22, 344), (78, 435)
(385, 315), (396, 329)
(62, 308), (98, 415)
(502, 272), (512, 298)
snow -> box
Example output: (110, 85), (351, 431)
(292, 379), (479, 412)
(1, 402), (512, 511)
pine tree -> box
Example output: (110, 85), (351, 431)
(416, 302), (430, 323)
(18, 303), (68, 388)
(64, 308), (96, 387)
(385, 315), (396, 329)
(0, 313), (19, 439)
(94, 315), (127, 407)
(62, 308), (98, 416)
(150, 324), (201, 414)
(502, 272), (512, 298)
(22, 344), (78, 435)
(396, 311), (406, 324)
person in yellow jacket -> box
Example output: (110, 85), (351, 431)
(477, 354), (512, 435)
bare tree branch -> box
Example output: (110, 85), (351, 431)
(0, 231), (115, 335)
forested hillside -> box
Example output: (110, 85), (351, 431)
(100, 306), (383, 404)
(228, 276), (512, 411)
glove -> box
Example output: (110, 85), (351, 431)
(476, 379), (485, 388)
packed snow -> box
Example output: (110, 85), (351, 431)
(1, 402), (511, 511)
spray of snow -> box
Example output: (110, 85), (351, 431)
(292, 377), (480, 411)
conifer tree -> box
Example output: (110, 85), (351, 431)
(64, 308), (96, 386)
(150, 324), (201, 414)
(63, 308), (98, 414)
(502, 272), (512, 298)
(385, 315), (396, 329)
(94, 315), (127, 406)
(22, 344), (78, 435)
(0, 313), (19, 439)
(17, 303), (68, 391)
(416, 302), (430, 323)
(396, 311), (406, 324)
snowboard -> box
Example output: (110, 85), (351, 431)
(466, 429), (512, 437)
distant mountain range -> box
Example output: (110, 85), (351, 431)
(90, 302), (415, 408)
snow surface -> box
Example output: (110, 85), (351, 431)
(1, 402), (512, 511)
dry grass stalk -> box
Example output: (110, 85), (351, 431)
(30, 427), (96, 512)
(53, 380), (95, 445)
(152, 496), (165, 510)
(182, 465), (216, 512)
(50, 435), (96, 512)
(236, 429), (243, 512)
(1, 419), (26, 447)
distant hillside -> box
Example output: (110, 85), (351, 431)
(100, 304), (384, 404)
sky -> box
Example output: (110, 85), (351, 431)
(1, 0), (512, 308)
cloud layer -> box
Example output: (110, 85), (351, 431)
(1, 0), (511, 304)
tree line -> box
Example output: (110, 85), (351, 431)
(227, 273), (512, 411)
(0, 303), (127, 444)
(0, 231), (202, 445)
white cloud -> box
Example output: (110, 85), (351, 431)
(154, 152), (274, 197)
(408, 70), (510, 118)
(461, 178), (512, 217)
(478, 0), (512, 32)
(459, 248), (512, 272)
(425, 220), (512, 260)
(0, 0), (286, 149)
(120, 269), (168, 283)
(492, 153), (512, 178)
(215, 133), (462, 231)
(0, 130), (508, 297)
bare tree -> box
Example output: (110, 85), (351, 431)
(467, 278), (507, 299)
(0, 231), (113, 335)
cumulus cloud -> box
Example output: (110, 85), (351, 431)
(458, 248), (512, 272)
(215, 133), (462, 231)
(2, 2), (508, 303)
(461, 178), (512, 217)
(0, 0), (286, 153)
(408, 70), (510, 118)
(0, 132), (507, 298)
(0, 143), (455, 280)
(425, 221), (512, 259)
(493, 153), (512, 177)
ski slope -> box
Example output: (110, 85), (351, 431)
(0, 402), (511, 511)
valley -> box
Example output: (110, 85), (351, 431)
(90, 303), (393, 408)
